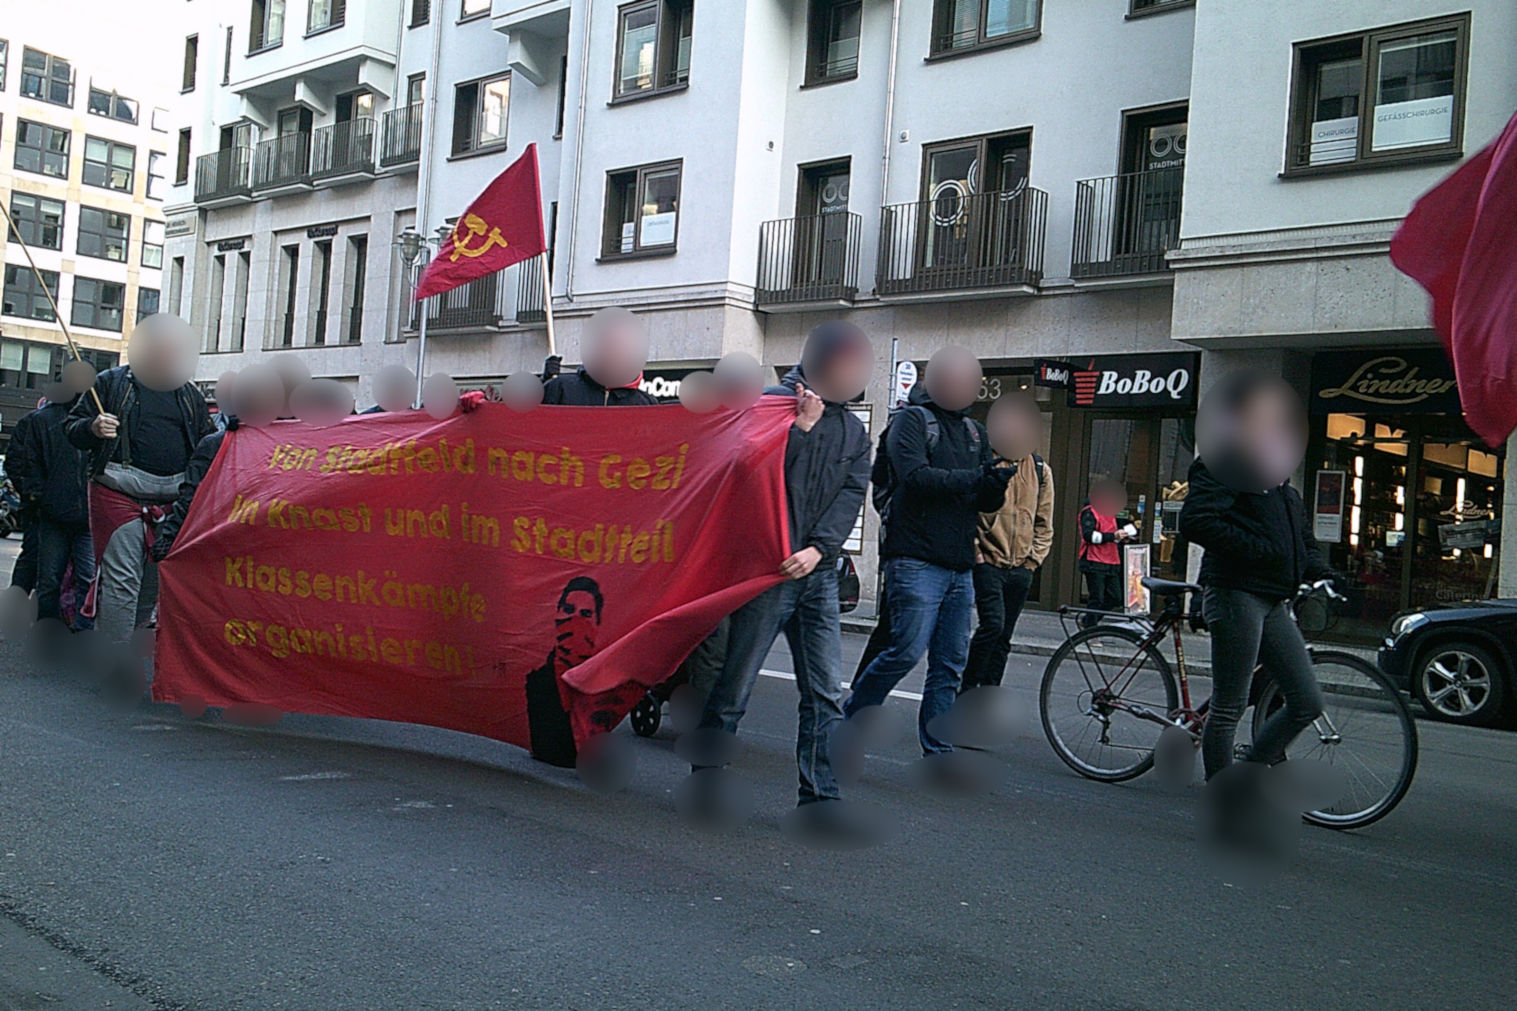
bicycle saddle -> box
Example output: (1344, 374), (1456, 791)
(1141, 577), (1201, 597)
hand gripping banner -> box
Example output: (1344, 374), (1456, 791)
(153, 399), (794, 761)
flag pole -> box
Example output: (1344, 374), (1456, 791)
(0, 201), (106, 414)
(540, 250), (556, 357)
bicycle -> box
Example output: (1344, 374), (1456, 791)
(1039, 577), (1417, 830)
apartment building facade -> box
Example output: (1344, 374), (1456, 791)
(164, 0), (1517, 621)
(0, 31), (168, 448)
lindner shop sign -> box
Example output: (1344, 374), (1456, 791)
(1309, 349), (1460, 415)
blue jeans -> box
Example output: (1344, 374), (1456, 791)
(36, 518), (94, 629)
(698, 565), (844, 804)
(844, 557), (975, 755)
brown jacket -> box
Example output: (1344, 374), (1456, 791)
(977, 455), (1054, 569)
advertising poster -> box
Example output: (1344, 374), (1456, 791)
(1314, 469), (1346, 543)
(1123, 543), (1151, 615)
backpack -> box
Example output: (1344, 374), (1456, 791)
(870, 404), (989, 521)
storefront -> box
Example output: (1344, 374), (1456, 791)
(1307, 347), (1504, 641)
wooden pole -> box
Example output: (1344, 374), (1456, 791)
(540, 250), (557, 357)
(0, 201), (107, 414)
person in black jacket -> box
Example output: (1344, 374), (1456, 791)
(696, 321), (873, 805)
(542, 308), (657, 407)
(1179, 371), (1336, 780)
(9, 390), (92, 625)
(6, 405), (42, 595)
(151, 420), (235, 562)
(845, 346), (1014, 755)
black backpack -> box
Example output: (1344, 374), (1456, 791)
(870, 405), (1044, 524)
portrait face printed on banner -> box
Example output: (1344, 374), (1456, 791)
(554, 577), (603, 669)
(582, 307), (649, 390)
(987, 391), (1040, 461)
(127, 314), (198, 392)
(924, 345), (982, 412)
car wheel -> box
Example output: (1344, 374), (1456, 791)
(1413, 642), (1508, 727)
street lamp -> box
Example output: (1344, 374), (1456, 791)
(394, 226), (431, 408)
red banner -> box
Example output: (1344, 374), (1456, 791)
(415, 143), (546, 300)
(153, 400), (794, 757)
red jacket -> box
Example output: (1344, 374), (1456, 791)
(1078, 505), (1120, 567)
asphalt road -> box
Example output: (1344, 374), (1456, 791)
(1, 539), (1515, 1009)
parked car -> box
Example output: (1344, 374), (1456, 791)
(1379, 601), (1517, 727)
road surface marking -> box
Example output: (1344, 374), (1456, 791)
(759, 668), (923, 702)
(279, 770), (352, 781)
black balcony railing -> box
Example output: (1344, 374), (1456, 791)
(516, 255), (546, 324)
(411, 271), (506, 330)
(756, 212), (861, 306)
(312, 307), (329, 345)
(253, 133), (313, 190)
(312, 118), (376, 179)
(380, 105), (423, 167)
(1071, 167), (1183, 279)
(194, 147), (253, 202)
(877, 186), (1047, 297)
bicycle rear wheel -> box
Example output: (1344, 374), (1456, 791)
(1040, 625), (1179, 782)
(1252, 650), (1417, 830)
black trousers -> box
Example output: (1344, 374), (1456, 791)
(10, 519), (39, 593)
(1080, 565), (1122, 628)
(962, 563), (1035, 690)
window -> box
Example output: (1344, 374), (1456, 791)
(169, 256), (186, 316)
(0, 39), (7, 91)
(342, 235), (368, 344)
(460, 0), (489, 20)
(554, 54), (568, 138)
(930, 0), (1040, 56)
(77, 206), (131, 262)
(151, 106), (170, 132)
(206, 254), (226, 351)
(613, 0), (693, 99)
(602, 160), (681, 258)
(14, 120), (70, 178)
(148, 151), (167, 200)
(311, 239), (333, 344)
(176, 129), (192, 184)
(451, 73), (510, 155)
(308, 0), (346, 34)
(223, 27), (233, 84)
(88, 86), (139, 123)
(407, 73), (426, 107)
(20, 47), (74, 106)
(182, 35), (198, 90)
(1288, 14), (1469, 173)
(137, 287), (161, 322)
(276, 244), (299, 347)
(250, 0), (287, 52)
(143, 220), (166, 269)
(84, 136), (136, 191)
(3, 266), (60, 322)
(72, 278), (127, 332)
(231, 251), (251, 351)
(1129, 0), (1193, 14)
(806, 1), (861, 84)
(410, 0), (430, 27)
(7, 193), (65, 251)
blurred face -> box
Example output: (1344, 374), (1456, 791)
(1197, 373), (1306, 492)
(127, 314), (197, 392)
(234, 364), (287, 428)
(987, 392), (1040, 461)
(555, 590), (600, 666)
(583, 308), (649, 390)
(373, 365), (415, 412)
(924, 346), (982, 412)
(809, 342), (872, 404)
(1091, 480), (1126, 517)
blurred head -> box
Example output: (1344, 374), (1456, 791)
(127, 314), (198, 392)
(800, 321), (872, 404)
(1090, 479), (1127, 516)
(233, 364), (286, 428)
(271, 356), (309, 416)
(924, 345), (982, 412)
(986, 391), (1040, 461)
(554, 576), (603, 667)
(1196, 370), (1306, 493)
(582, 307), (649, 390)
(372, 364), (415, 413)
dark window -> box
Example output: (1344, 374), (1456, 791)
(343, 235), (367, 344)
(20, 47), (74, 106)
(143, 220), (166, 269)
(2, 266), (60, 322)
(176, 128), (192, 184)
(277, 243), (299, 348)
(14, 119), (71, 178)
(311, 239), (333, 344)
(7, 193), (65, 251)
(77, 206), (131, 262)
(407, 72), (426, 106)
(183, 35), (198, 90)
(88, 86), (139, 123)
(0, 39), (8, 91)
(1129, 0), (1194, 14)
(554, 54), (568, 138)
(83, 135), (136, 191)
(613, 0), (693, 99)
(460, 0), (489, 20)
(137, 287), (161, 322)
(602, 160), (681, 258)
(223, 27), (233, 84)
(1287, 13), (1469, 173)
(451, 73), (510, 155)
(929, 0), (1040, 56)
(410, 0), (430, 27)
(148, 151), (167, 200)
(806, 1), (861, 84)
(308, 0), (346, 34)
(71, 278), (127, 332)
(250, 0), (287, 52)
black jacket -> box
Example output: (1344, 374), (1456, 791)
(8, 400), (88, 525)
(525, 655), (576, 767)
(881, 386), (1001, 571)
(65, 366), (215, 477)
(770, 367), (871, 562)
(542, 367), (656, 407)
(156, 427), (228, 555)
(1178, 458), (1332, 599)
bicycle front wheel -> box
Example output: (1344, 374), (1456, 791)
(1252, 650), (1418, 830)
(1040, 625), (1179, 783)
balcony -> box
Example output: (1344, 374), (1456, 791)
(877, 187), (1047, 299)
(516, 255), (546, 324)
(380, 105), (423, 169)
(311, 118), (376, 184)
(411, 271), (507, 331)
(1070, 168), (1183, 280)
(193, 148), (253, 206)
(755, 212), (861, 310)
(252, 133), (313, 194)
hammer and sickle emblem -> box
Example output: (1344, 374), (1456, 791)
(448, 212), (509, 261)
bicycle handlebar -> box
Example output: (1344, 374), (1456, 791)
(1299, 578), (1345, 601)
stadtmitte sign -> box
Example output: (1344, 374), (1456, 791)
(1309, 349), (1460, 415)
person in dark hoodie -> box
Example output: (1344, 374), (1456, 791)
(9, 385), (93, 628)
(845, 346), (1014, 755)
(1179, 370), (1338, 781)
(151, 418), (236, 563)
(696, 321), (873, 805)
(541, 307), (657, 407)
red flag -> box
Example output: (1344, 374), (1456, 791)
(414, 143), (546, 300)
(1390, 111), (1517, 446)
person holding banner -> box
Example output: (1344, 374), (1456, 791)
(541, 308), (657, 407)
